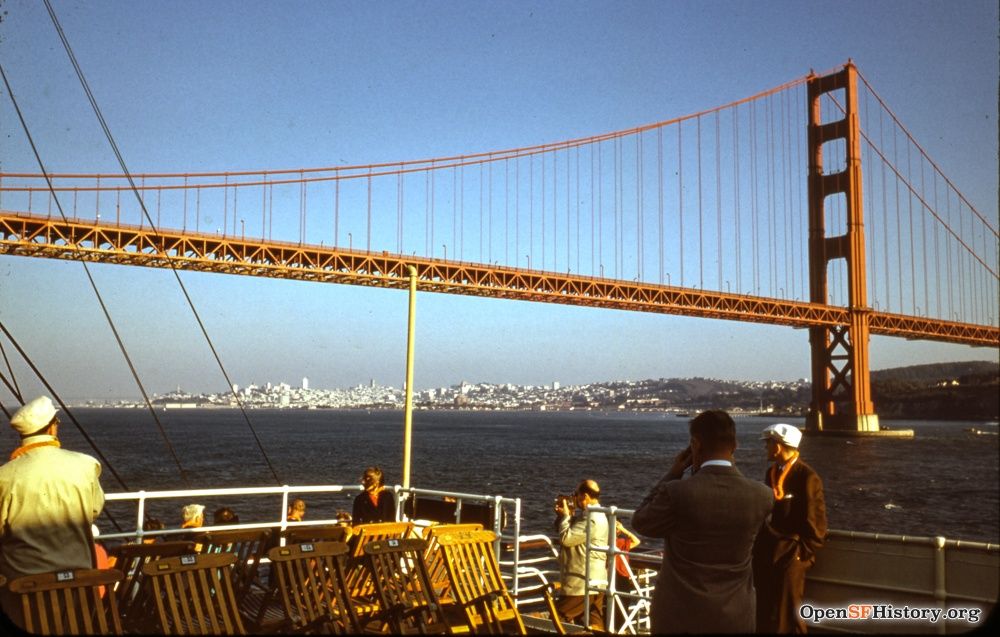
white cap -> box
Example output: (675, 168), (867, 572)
(182, 504), (205, 523)
(9, 396), (58, 437)
(760, 423), (802, 449)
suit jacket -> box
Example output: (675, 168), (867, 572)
(760, 458), (827, 566)
(632, 464), (773, 634)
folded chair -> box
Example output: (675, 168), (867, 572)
(108, 540), (197, 634)
(437, 529), (565, 635)
(363, 537), (451, 635)
(6, 568), (124, 635)
(266, 541), (360, 634)
(142, 552), (245, 635)
(421, 523), (484, 603)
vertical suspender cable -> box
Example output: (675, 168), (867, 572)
(658, 127), (664, 285)
(598, 143), (603, 276)
(456, 166), (460, 262)
(879, 105), (890, 310)
(697, 117), (703, 288)
(678, 123), (684, 286)
(945, 190), (953, 318)
(480, 163), (485, 262)
(553, 151), (558, 270)
(864, 91), (877, 307)
(588, 143), (597, 275)
(716, 112), (722, 293)
(637, 133), (643, 281)
(919, 157), (931, 316)
(734, 105), (741, 292)
(515, 157), (521, 267)
(893, 125), (903, 310)
(542, 153), (546, 269)
(576, 148), (580, 275)
(907, 142), (916, 315)
(931, 172), (940, 317)
(431, 162), (436, 257)
(488, 159), (493, 264)
(367, 169), (372, 252)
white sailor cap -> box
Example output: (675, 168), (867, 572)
(9, 396), (58, 437)
(760, 423), (802, 449)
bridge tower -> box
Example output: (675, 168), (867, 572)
(805, 62), (880, 433)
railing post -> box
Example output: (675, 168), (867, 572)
(934, 536), (947, 635)
(583, 504), (592, 628)
(607, 506), (618, 634)
(512, 497), (522, 599)
(278, 486), (290, 546)
(135, 491), (147, 543)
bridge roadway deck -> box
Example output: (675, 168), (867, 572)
(1, 211), (996, 347)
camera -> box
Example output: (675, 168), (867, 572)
(555, 494), (575, 511)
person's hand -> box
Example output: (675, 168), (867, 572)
(667, 446), (693, 480)
(554, 497), (570, 516)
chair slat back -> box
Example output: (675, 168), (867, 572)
(363, 538), (450, 635)
(7, 568), (124, 635)
(344, 520), (414, 602)
(141, 552), (246, 635)
(266, 541), (360, 634)
(348, 521), (414, 557)
(192, 528), (272, 603)
(422, 523), (484, 601)
(438, 529), (526, 634)
(108, 540), (197, 632)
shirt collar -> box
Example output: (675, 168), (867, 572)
(20, 434), (58, 445)
(699, 459), (733, 468)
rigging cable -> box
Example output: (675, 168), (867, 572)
(0, 323), (128, 520)
(39, 0), (282, 483)
(1, 337), (24, 404)
(1, 62), (190, 488)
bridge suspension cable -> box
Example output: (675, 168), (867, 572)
(2, 63), (997, 341)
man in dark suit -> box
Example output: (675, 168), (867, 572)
(632, 410), (773, 634)
(753, 423), (827, 633)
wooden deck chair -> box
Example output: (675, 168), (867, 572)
(363, 537), (450, 635)
(6, 568), (124, 635)
(266, 541), (360, 634)
(108, 540), (197, 634)
(343, 520), (414, 606)
(437, 530), (565, 635)
(192, 528), (272, 605)
(141, 552), (246, 635)
(421, 523), (484, 603)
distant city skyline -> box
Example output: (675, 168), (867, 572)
(1, 1), (997, 404)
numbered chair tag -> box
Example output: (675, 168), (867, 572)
(56, 571), (75, 582)
(388, 539), (399, 547)
(181, 555), (197, 565)
(301, 543), (315, 552)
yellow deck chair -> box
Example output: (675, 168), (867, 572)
(6, 568), (124, 635)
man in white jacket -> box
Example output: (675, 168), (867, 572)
(554, 478), (609, 629)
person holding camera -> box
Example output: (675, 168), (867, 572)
(632, 410), (773, 634)
(553, 479), (609, 629)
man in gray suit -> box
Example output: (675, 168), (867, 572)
(632, 410), (773, 634)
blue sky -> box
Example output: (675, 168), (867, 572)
(1, 1), (997, 400)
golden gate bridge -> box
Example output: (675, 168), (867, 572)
(1, 63), (997, 434)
